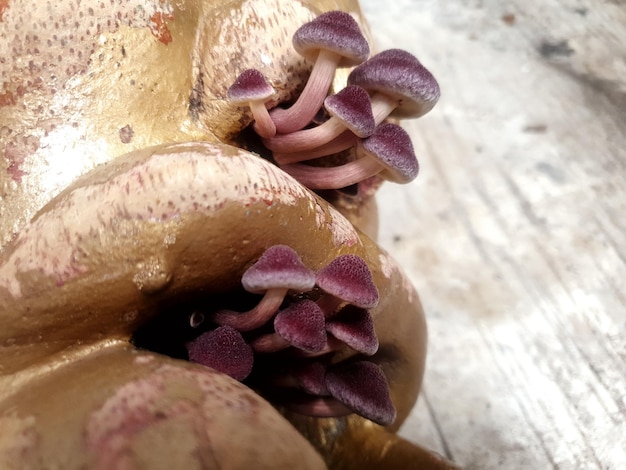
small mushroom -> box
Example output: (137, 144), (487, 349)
(214, 245), (315, 332)
(186, 325), (254, 381)
(281, 123), (418, 190)
(325, 360), (396, 426)
(326, 305), (379, 356)
(228, 69), (277, 138)
(270, 11), (369, 134)
(315, 254), (379, 316)
(252, 300), (327, 353)
(266, 85), (375, 156)
(348, 48), (440, 124)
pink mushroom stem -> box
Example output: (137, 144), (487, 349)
(250, 100), (277, 139)
(281, 158), (382, 190)
(263, 116), (351, 153)
(273, 131), (358, 165)
(265, 85), (374, 153)
(270, 98), (391, 165)
(370, 93), (399, 125)
(213, 287), (288, 332)
(270, 49), (340, 133)
(251, 332), (291, 353)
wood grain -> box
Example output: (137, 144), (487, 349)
(359, 0), (626, 468)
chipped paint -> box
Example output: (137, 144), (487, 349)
(378, 249), (415, 302)
(327, 203), (361, 247)
(0, 412), (38, 466)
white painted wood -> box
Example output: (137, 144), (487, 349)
(360, 0), (626, 468)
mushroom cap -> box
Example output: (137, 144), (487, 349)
(326, 305), (379, 356)
(227, 69), (275, 103)
(315, 254), (379, 308)
(242, 245), (316, 293)
(324, 85), (375, 138)
(291, 361), (330, 396)
(186, 326), (254, 381)
(292, 11), (369, 67)
(274, 300), (327, 353)
(348, 49), (440, 118)
(325, 361), (396, 426)
(360, 123), (419, 184)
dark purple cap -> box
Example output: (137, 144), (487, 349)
(242, 245), (316, 293)
(326, 305), (379, 356)
(324, 85), (375, 138)
(348, 49), (440, 118)
(325, 361), (396, 425)
(360, 123), (419, 183)
(293, 11), (370, 66)
(274, 300), (327, 353)
(186, 326), (254, 381)
(316, 254), (379, 308)
(227, 69), (275, 103)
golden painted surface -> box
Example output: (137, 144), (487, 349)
(0, 343), (327, 469)
(0, 0), (448, 468)
(0, 0), (368, 250)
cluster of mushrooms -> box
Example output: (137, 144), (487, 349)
(228, 11), (439, 191)
(180, 11), (440, 426)
(185, 245), (395, 425)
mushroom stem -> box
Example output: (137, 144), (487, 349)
(371, 93), (399, 125)
(263, 115), (350, 153)
(213, 287), (288, 332)
(269, 93), (395, 163)
(270, 49), (341, 133)
(273, 130), (358, 165)
(281, 157), (382, 190)
(265, 85), (374, 153)
(250, 100), (277, 139)
(251, 332), (291, 353)
(186, 326), (254, 381)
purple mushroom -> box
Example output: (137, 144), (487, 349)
(326, 305), (379, 356)
(266, 85), (375, 156)
(281, 123), (418, 189)
(271, 49), (439, 164)
(348, 49), (440, 125)
(270, 11), (369, 134)
(315, 254), (379, 316)
(186, 325), (254, 381)
(252, 300), (327, 353)
(228, 69), (277, 138)
(214, 245), (315, 332)
(325, 360), (397, 426)
(271, 130), (358, 165)
(275, 360), (396, 425)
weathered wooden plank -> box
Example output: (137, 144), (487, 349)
(361, 0), (626, 468)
